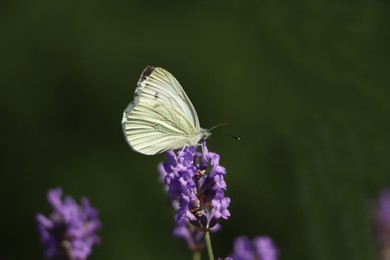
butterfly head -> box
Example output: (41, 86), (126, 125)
(198, 128), (212, 142)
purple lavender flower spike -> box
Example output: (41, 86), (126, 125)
(373, 189), (390, 260)
(253, 236), (279, 260)
(36, 188), (101, 260)
(221, 236), (279, 260)
(158, 141), (230, 249)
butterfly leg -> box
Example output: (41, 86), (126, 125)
(176, 145), (187, 163)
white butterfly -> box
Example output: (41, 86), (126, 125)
(122, 66), (211, 155)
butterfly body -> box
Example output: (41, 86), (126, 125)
(122, 66), (210, 155)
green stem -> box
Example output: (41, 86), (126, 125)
(193, 250), (201, 260)
(205, 231), (214, 260)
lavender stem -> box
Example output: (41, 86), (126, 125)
(193, 250), (201, 260)
(205, 231), (214, 260)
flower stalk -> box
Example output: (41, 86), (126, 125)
(205, 231), (214, 260)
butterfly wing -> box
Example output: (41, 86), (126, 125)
(122, 100), (197, 155)
(122, 66), (201, 155)
(135, 66), (200, 130)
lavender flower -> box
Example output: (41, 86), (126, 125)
(221, 236), (279, 260)
(158, 141), (230, 247)
(373, 189), (390, 260)
(36, 188), (101, 260)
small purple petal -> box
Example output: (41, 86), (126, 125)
(227, 236), (279, 260)
(253, 236), (279, 260)
(373, 189), (390, 259)
(374, 189), (390, 225)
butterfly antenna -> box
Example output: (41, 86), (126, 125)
(227, 134), (241, 141)
(208, 122), (228, 132)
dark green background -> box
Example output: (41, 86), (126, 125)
(2, 0), (389, 259)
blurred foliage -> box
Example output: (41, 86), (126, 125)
(1, 0), (389, 259)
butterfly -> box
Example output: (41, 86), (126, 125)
(122, 66), (211, 155)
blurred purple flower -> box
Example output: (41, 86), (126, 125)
(172, 219), (206, 251)
(158, 141), (230, 248)
(36, 188), (101, 260)
(220, 236), (279, 260)
(373, 189), (390, 260)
